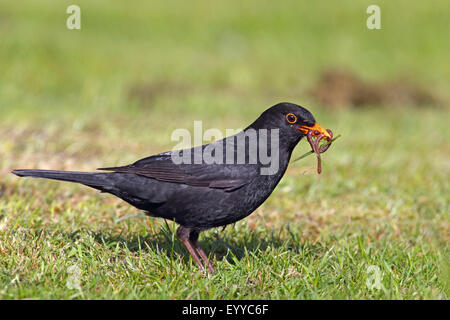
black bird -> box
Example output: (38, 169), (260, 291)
(12, 102), (332, 273)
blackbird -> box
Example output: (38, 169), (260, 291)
(12, 102), (332, 273)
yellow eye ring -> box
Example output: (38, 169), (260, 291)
(286, 113), (297, 124)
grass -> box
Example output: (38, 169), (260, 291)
(0, 0), (449, 299)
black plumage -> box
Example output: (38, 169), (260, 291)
(12, 102), (332, 273)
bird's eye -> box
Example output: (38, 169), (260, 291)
(286, 113), (297, 124)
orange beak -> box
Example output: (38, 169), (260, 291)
(298, 123), (332, 140)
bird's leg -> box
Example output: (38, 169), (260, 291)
(189, 231), (215, 274)
(176, 226), (205, 271)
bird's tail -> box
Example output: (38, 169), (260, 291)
(11, 169), (113, 189)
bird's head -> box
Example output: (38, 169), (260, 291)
(250, 102), (331, 147)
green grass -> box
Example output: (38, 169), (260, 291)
(0, 0), (449, 299)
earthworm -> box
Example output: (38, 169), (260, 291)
(306, 129), (334, 174)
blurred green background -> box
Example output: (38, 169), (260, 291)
(0, 0), (448, 299)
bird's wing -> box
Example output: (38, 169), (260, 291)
(98, 151), (259, 192)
